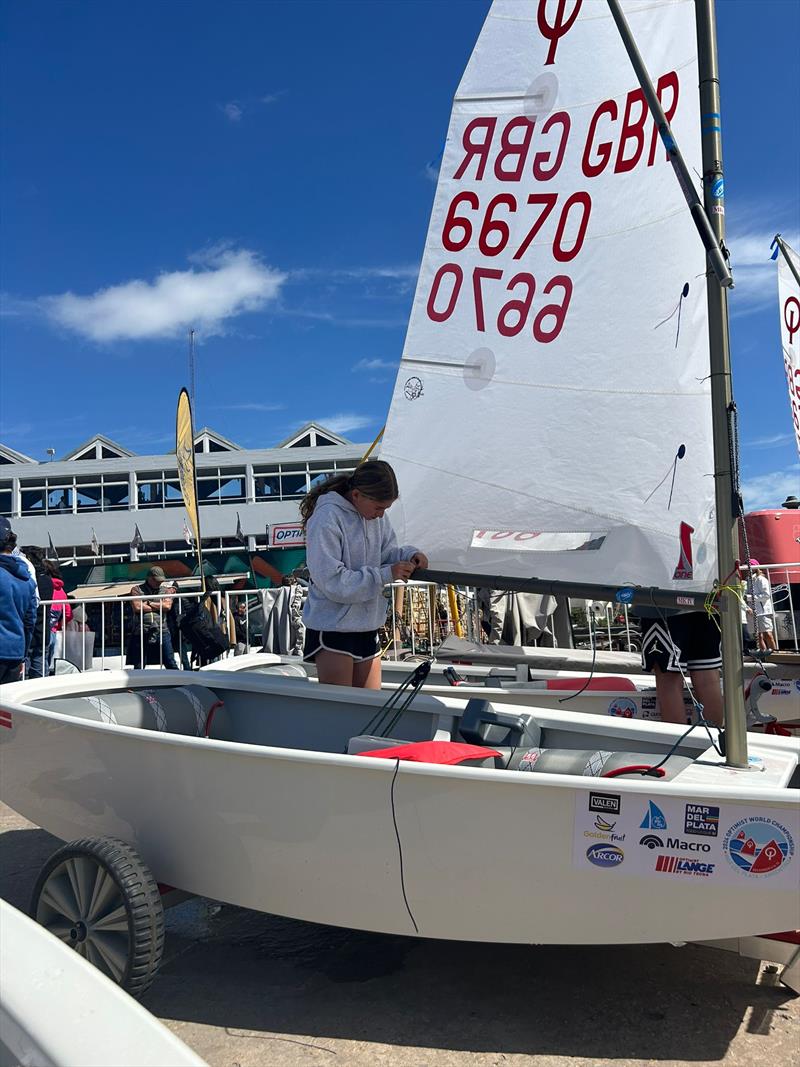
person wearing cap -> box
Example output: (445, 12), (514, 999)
(741, 559), (777, 654)
(0, 517), (37, 684)
(127, 566), (179, 669)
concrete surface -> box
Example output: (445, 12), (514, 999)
(1, 802), (798, 1067)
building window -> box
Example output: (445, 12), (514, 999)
(0, 483), (12, 516)
(280, 470), (308, 498)
(75, 481), (103, 512)
(102, 478), (130, 510)
(138, 472), (164, 507)
(21, 485), (47, 514)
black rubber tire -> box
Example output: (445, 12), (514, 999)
(31, 836), (165, 998)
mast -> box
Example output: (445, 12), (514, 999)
(590, 1), (748, 766)
(695, 0), (747, 767)
(774, 234), (800, 288)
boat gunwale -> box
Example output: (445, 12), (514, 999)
(2, 681), (798, 805)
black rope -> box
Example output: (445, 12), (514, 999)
(356, 661), (432, 739)
(558, 637), (598, 703)
(390, 759), (418, 933)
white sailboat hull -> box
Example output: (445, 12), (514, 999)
(209, 654), (800, 727)
(2, 671), (798, 946)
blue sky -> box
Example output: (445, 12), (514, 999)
(1, 0), (798, 509)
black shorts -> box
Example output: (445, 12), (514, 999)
(303, 628), (381, 663)
(640, 611), (722, 673)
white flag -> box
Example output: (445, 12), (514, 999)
(776, 240), (800, 459)
(183, 517), (194, 546)
(90, 528), (100, 557)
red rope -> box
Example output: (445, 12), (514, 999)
(204, 700), (225, 738)
(603, 765), (666, 779)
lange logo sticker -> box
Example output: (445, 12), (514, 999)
(723, 818), (794, 876)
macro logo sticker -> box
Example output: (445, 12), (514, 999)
(723, 817), (795, 876)
(684, 804), (719, 837)
(639, 834), (664, 850)
(640, 801), (667, 831)
(586, 844), (624, 868)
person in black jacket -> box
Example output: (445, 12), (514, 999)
(22, 546), (54, 677)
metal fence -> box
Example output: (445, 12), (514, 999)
(23, 564), (799, 677)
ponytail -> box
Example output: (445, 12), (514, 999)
(300, 460), (399, 526)
(300, 473), (351, 526)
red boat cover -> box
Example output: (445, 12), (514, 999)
(358, 741), (501, 764)
(545, 677), (637, 692)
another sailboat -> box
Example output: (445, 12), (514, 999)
(0, 0), (798, 996)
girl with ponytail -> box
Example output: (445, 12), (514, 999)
(301, 459), (428, 688)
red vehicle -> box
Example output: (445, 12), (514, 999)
(740, 500), (800, 647)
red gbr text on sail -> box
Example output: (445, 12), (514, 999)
(423, 71), (680, 344)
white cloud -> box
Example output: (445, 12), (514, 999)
(220, 92), (285, 122)
(748, 432), (796, 449)
(727, 227), (799, 317)
(741, 465), (800, 511)
(290, 264), (418, 284)
(42, 248), (286, 342)
(221, 102), (243, 122)
(352, 357), (398, 371)
(315, 413), (375, 436)
(216, 402), (286, 412)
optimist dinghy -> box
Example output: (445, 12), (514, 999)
(1, 668), (798, 983)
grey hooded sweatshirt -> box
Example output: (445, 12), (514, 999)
(303, 491), (419, 632)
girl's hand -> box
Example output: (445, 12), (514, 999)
(410, 552), (429, 570)
(391, 561), (416, 582)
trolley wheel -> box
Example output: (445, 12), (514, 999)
(30, 836), (165, 998)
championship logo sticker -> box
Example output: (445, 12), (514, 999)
(723, 817), (795, 876)
(608, 697), (637, 718)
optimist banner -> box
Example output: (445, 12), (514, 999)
(267, 522), (305, 548)
(777, 241), (800, 459)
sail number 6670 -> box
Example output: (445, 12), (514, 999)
(425, 265), (573, 343)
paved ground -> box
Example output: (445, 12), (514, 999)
(2, 802), (798, 1067)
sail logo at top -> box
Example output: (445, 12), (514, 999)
(537, 0), (583, 65)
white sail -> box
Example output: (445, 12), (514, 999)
(777, 241), (800, 459)
(382, 0), (715, 592)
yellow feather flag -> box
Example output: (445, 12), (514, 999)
(175, 388), (204, 586)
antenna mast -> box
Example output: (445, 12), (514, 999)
(188, 328), (197, 413)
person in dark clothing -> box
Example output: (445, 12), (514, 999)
(165, 581), (192, 670)
(0, 518), (37, 684)
(233, 598), (249, 654)
(22, 545), (54, 678)
(127, 566), (179, 669)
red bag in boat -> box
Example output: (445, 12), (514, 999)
(358, 741), (501, 765)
